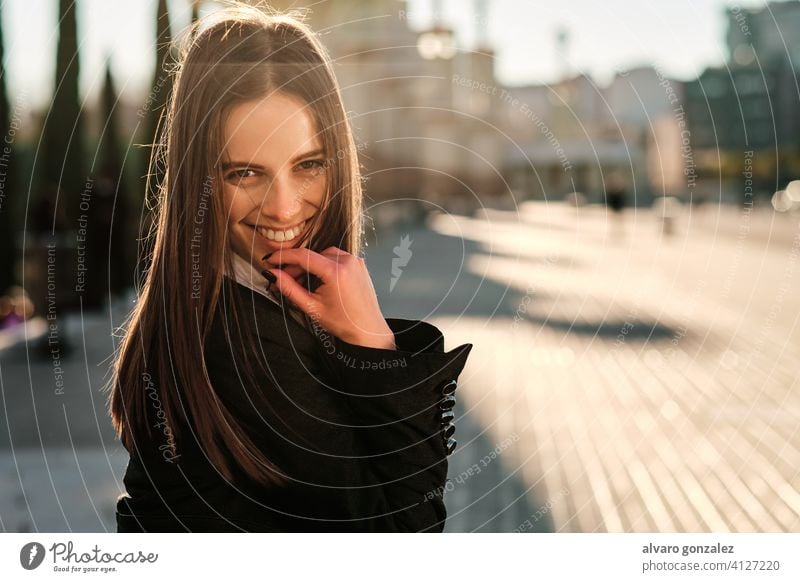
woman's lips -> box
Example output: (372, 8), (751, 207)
(246, 219), (308, 249)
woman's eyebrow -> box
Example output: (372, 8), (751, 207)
(221, 148), (325, 170)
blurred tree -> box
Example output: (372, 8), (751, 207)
(98, 61), (123, 184)
(81, 59), (130, 308)
(25, 0), (84, 355)
(101, 61), (131, 298)
(38, 0), (85, 218)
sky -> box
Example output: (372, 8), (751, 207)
(1, 0), (777, 114)
(405, 0), (772, 83)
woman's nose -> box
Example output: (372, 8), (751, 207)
(258, 176), (301, 222)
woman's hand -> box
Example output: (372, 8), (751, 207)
(261, 247), (397, 350)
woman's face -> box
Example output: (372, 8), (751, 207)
(221, 91), (327, 267)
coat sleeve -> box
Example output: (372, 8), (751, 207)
(317, 317), (473, 532)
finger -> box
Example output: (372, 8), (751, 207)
(320, 248), (356, 268)
(319, 246), (350, 266)
(263, 246), (346, 266)
(266, 268), (321, 315)
(264, 248), (336, 282)
(320, 246), (348, 256)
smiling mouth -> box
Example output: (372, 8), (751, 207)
(245, 219), (310, 244)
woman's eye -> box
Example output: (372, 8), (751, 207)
(298, 159), (326, 173)
(227, 169), (256, 180)
(227, 168), (256, 184)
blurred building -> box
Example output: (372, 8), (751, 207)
(684, 0), (800, 201)
(726, 0), (800, 67)
(503, 67), (685, 206)
(606, 67), (687, 200)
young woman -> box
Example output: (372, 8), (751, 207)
(108, 2), (473, 533)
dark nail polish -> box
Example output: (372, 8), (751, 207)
(262, 270), (277, 284)
(262, 252), (275, 261)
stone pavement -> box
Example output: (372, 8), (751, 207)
(2, 200), (798, 532)
(399, 201), (800, 532)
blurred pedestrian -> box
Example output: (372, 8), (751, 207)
(605, 171), (627, 239)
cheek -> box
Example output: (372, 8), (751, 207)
(304, 175), (327, 206)
(222, 186), (250, 223)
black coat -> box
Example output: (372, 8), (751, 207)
(115, 277), (473, 532)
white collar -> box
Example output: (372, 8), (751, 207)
(228, 252), (280, 305)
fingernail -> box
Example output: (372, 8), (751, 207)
(262, 252), (275, 261)
(262, 269), (277, 284)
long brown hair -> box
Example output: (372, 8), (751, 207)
(107, 1), (364, 486)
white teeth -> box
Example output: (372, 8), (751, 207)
(256, 221), (305, 242)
